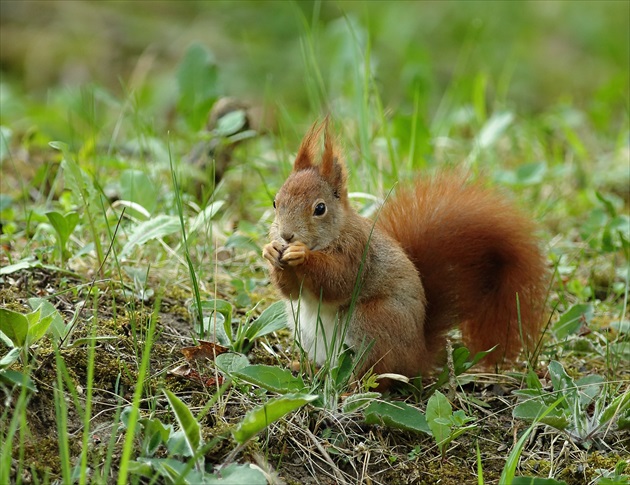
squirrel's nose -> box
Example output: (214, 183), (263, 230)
(281, 231), (294, 243)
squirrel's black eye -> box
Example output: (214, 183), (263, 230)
(314, 202), (326, 216)
(273, 199), (276, 209)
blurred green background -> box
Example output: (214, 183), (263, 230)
(2, 0), (627, 120)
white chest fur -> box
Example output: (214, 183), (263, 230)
(285, 292), (345, 365)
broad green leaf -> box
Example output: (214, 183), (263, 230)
(28, 298), (67, 341)
(426, 391), (452, 447)
(0, 307), (29, 347)
(138, 418), (173, 457)
(215, 352), (250, 375)
(245, 301), (287, 341)
(234, 365), (307, 394)
(126, 460), (153, 478)
(138, 457), (189, 482)
(26, 310), (55, 345)
(203, 463), (267, 485)
(163, 389), (202, 457)
(119, 170), (157, 217)
(341, 392), (381, 413)
(166, 429), (192, 457)
(0, 258), (44, 275)
(0, 369), (37, 392)
(575, 374), (604, 407)
(51, 141), (99, 210)
(525, 368), (544, 391)
(364, 401), (431, 435)
(548, 360), (575, 399)
(601, 391), (630, 425)
(232, 393), (318, 444)
(214, 109), (247, 137)
(513, 399), (570, 430)
(46, 211), (79, 247)
(610, 319), (630, 334)
(120, 215), (180, 258)
(553, 304), (593, 339)
(195, 299), (233, 341)
(330, 347), (355, 387)
(177, 43), (218, 130)
(0, 348), (20, 368)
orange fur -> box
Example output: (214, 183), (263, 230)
(377, 174), (548, 367)
(262, 122), (548, 389)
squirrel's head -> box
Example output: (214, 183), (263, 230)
(270, 120), (348, 251)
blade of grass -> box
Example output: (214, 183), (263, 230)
(500, 396), (566, 484)
(117, 294), (161, 485)
(168, 139), (204, 337)
(78, 301), (98, 485)
(54, 344), (73, 484)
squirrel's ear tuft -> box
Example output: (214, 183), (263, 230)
(320, 119), (346, 196)
(293, 121), (324, 172)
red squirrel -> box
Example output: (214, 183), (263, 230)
(262, 121), (548, 389)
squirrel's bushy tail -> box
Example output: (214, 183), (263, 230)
(377, 173), (548, 367)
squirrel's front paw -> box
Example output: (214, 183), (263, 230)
(281, 241), (309, 266)
(262, 241), (286, 269)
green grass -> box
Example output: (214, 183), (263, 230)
(1, 1), (628, 484)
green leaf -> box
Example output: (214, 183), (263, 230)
(51, 141), (99, 210)
(0, 369), (37, 392)
(214, 109), (247, 137)
(215, 352), (250, 375)
(0, 307), (29, 347)
(548, 360), (576, 399)
(232, 393), (317, 444)
(28, 298), (68, 341)
(26, 309), (55, 345)
(501, 396), (566, 484)
(513, 399), (570, 430)
(166, 429), (192, 457)
(126, 460), (154, 478)
(245, 301), (287, 342)
(119, 170), (157, 218)
(575, 374), (604, 407)
(610, 319), (630, 334)
(195, 299), (233, 341)
(203, 463), (267, 485)
(234, 365), (307, 394)
(364, 401), (431, 435)
(601, 391), (630, 426)
(0, 348), (20, 368)
(163, 389), (202, 457)
(553, 304), (593, 339)
(341, 392), (381, 413)
(46, 211), (79, 247)
(138, 418), (173, 457)
(177, 43), (218, 130)
(426, 391), (453, 448)
(120, 215), (180, 258)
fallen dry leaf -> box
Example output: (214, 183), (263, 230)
(181, 340), (229, 362)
